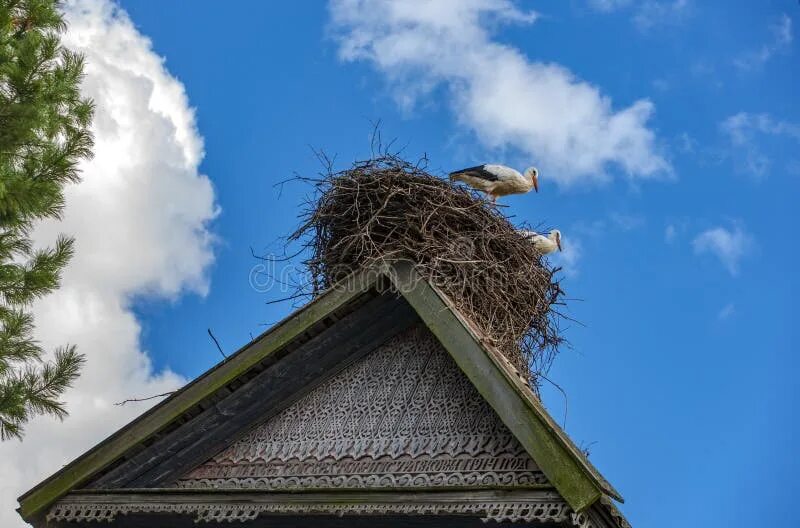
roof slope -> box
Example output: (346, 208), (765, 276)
(18, 261), (622, 523)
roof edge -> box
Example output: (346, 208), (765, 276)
(388, 261), (622, 511)
(17, 267), (382, 521)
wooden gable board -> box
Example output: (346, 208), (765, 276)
(18, 261), (622, 524)
(175, 325), (550, 492)
(41, 325), (596, 526)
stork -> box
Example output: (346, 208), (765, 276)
(521, 229), (562, 255)
(449, 164), (539, 202)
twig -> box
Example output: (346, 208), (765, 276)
(114, 391), (175, 406)
(264, 292), (309, 306)
(537, 372), (568, 428)
(207, 328), (227, 359)
(579, 440), (598, 458)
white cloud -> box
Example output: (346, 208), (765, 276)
(633, 0), (691, 32)
(720, 112), (800, 179)
(0, 1), (218, 526)
(664, 219), (692, 244)
(734, 14), (793, 71)
(588, 0), (632, 12)
(609, 212), (645, 231)
(676, 132), (696, 153)
(717, 302), (735, 321)
(692, 224), (752, 276)
(329, 0), (669, 186)
(664, 224), (677, 243)
(722, 113), (800, 145)
(651, 78), (670, 92)
(589, 0), (691, 32)
(573, 211), (645, 239)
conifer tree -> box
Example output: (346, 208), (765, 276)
(0, 0), (93, 440)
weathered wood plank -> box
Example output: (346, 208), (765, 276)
(389, 261), (607, 512)
(18, 269), (381, 520)
(94, 293), (418, 488)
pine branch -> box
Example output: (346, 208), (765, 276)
(0, 309), (42, 375)
(0, 376), (27, 441)
(0, 0), (93, 440)
(0, 345), (84, 439)
(20, 345), (84, 418)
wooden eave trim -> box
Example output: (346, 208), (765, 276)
(17, 268), (380, 521)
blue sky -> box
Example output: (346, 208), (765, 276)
(115, 0), (800, 525)
(2, 1), (798, 527)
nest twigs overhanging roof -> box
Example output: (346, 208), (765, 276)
(284, 152), (566, 386)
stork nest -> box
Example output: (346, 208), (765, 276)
(289, 154), (566, 384)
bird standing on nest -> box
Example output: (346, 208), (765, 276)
(521, 230), (562, 254)
(449, 164), (539, 202)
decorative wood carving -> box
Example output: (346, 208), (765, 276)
(44, 326), (629, 527)
(570, 497), (633, 528)
(45, 493), (628, 527)
(177, 326), (547, 491)
(46, 493), (572, 524)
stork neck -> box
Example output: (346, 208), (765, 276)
(524, 168), (535, 183)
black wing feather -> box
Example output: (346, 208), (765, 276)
(448, 164), (499, 181)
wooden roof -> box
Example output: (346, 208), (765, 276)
(18, 261), (624, 525)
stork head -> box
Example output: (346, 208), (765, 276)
(524, 167), (539, 192)
(551, 229), (562, 251)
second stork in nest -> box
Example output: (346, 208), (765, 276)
(522, 230), (562, 255)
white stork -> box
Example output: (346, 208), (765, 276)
(449, 164), (539, 201)
(521, 229), (562, 255)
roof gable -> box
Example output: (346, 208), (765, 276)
(177, 326), (547, 492)
(18, 261), (621, 524)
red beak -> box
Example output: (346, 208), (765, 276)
(532, 176), (539, 193)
